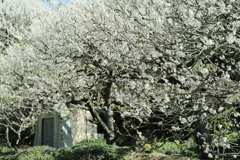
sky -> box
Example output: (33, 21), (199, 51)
(52, 0), (72, 4)
(43, 0), (72, 8)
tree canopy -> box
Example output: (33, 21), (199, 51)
(0, 0), (49, 146)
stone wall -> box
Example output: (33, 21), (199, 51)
(70, 109), (103, 145)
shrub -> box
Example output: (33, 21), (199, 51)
(143, 144), (152, 152)
(0, 146), (16, 160)
(11, 146), (55, 160)
(53, 138), (130, 160)
(152, 141), (181, 155)
(151, 140), (197, 158)
(0, 146), (16, 155)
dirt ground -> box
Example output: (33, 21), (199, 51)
(125, 153), (200, 160)
(128, 157), (199, 160)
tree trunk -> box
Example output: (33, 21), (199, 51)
(194, 117), (213, 160)
(88, 78), (116, 144)
(104, 80), (115, 144)
(106, 109), (115, 144)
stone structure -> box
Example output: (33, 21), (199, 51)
(34, 103), (103, 148)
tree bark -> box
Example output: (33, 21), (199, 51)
(104, 80), (115, 144)
(194, 117), (213, 159)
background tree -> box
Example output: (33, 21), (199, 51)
(0, 0), (48, 147)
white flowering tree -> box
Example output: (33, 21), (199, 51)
(0, 0), (46, 53)
(0, 0), (48, 147)
(3, 0), (240, 158)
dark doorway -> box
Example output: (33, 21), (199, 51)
(42, 118), (54, 147)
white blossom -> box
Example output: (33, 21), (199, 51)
(209, 108), (216, 114)
(208, 153), (213, 158)
(218, 124), (222, 129)
(220, 55), (225, 60)
(180, 116), (187, 124)
(172, 126), (180, 131)
(226, 33), (236, 44)
(218, 106), (224, 112)
(164, 94), (170, 103)
(193, 105), (198, 111)
(200, 68), (209, 77)
(234, 112), (240, 117)
(203, 105), (209, 111)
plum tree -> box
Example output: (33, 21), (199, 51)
(0, 0), (48, 147)
(2, 0), (240, 159)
